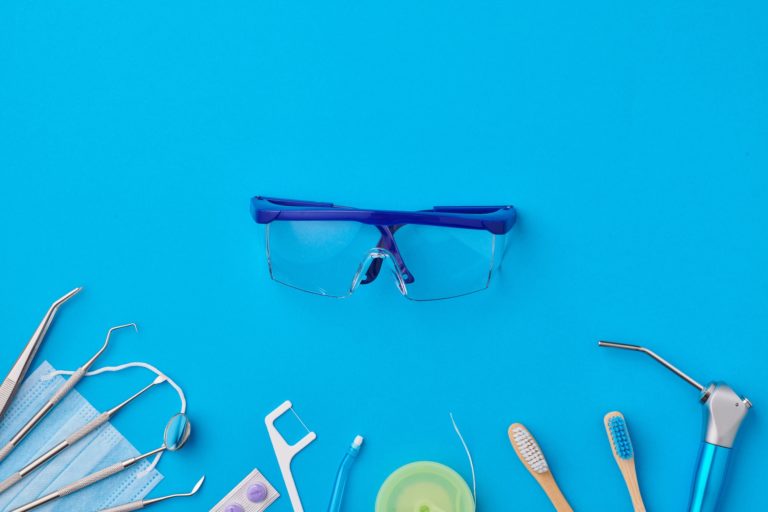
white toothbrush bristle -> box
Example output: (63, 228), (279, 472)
(512, 427), (549, 474)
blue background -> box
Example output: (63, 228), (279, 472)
(1, 1), (766, 511)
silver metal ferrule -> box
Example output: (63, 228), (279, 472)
(10, 402), (55, 446)
(20, 441), (68, 477)
(11, 490), (59, 512)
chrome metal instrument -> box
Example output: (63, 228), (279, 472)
(98, 475), (205, 512)
(11, 413), (192, 512)
(599, 341), (752, 512)
(0, 288), (82, 420)
(0, 323), (136, 464)
(0, 375), (166, 495)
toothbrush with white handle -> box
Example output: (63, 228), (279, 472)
(508, 423), (573, 512)
(604, 412), (646, 512)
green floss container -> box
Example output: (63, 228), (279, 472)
(375, 461), (476, 512)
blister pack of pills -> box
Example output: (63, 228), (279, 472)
(210, 468), (280, 512)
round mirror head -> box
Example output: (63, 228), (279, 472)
(164, 413), (191, 451)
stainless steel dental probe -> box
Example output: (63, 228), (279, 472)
(0, 375), (166, 494)
(12, 413), (192, 512)
(0, 323), (137, 464)
(599, 341), (752, 512)
(98, 475), (205, 511)
(0, 287), (82, 420)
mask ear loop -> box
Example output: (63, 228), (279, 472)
(450, 412), (477, 504)
(43, 362), (187, 476)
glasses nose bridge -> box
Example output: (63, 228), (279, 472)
(355, 247), (408, 293)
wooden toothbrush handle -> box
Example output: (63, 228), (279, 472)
(619, 459), (646, 512)
(539, 473), (574, 512)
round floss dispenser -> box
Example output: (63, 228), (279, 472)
(375, 461), (475, 512)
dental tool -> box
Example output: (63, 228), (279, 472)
(11, 413), (192, 512)
(99, 475), (205, 512)
(0, 323), (136, 464)
(508, 423), (573, 512)
(604, 411), (646, 512)
(599, 341), (752, 512)
(265, 401), (316, 512)
(0, 287), (82, 420)
(327, 435), (363, 512)
(0, 375), (166, 495)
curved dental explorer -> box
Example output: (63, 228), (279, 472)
(98, 475), (205, 512)
(0, 374), (166, 495)
(0, 287), (82, 421)
(11, 413), (192, 512)
(0, 323), (137, 464)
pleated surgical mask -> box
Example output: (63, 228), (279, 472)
(0, 361), (163, 511)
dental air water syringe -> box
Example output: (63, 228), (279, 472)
(599, 341), (751, 512)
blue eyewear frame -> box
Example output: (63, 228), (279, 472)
(249, 196), (517, 235)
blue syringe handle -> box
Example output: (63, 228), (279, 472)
(688, 442), (731, 512)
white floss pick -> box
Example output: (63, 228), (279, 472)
(210, 468), (279, 512)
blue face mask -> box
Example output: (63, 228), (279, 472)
(0, 362), (163, 511)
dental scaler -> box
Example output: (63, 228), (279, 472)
(599, 341), (751, 512)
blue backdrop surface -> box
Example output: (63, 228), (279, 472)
(1, 1), (766, 511)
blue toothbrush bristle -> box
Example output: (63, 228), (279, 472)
(608, 416), (634, 460)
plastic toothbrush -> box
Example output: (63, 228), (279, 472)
(327, 435), (364, 512)
(604, 412), (646, 512)
(508, 423), (573, 512)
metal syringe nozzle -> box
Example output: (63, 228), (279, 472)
(598, 340), (705, 392)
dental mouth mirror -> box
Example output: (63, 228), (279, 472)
(12, 413), (192, 512)
(98, 475), (205, 512)
(0, 287), (82, 420)
(0, 374), (167, 495)
(599, 341), (752, 512)
(0, 323), (137, 465)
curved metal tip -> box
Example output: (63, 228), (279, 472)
(54, 287), (83, 307)
(104, 323), (139, 346)
(598, 339), (704, 392)
(190, 476), (205, 494)
(85, 323), (139, 368)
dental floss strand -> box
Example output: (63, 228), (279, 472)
(450, 412), (477, 503)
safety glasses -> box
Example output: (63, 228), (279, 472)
(250, 196), (517, 301)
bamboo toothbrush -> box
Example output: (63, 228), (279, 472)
(508, 423), (574, 512)
(604, 412), (646, 512)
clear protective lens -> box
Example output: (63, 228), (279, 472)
(266, 221), (381, 297)
(392, 225), (496, 300)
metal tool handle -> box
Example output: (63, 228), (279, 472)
(49, 367), (87, 405)
(0, 442), (15, 465)
(99, 502), (145, 512)
(0, 379), (16, 415)
(66, 411), (110, 445)
(0, 471), (22, 494)
(689, 442), (732, 512)
(59, 461), (126, 497)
